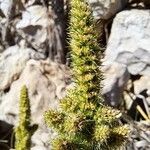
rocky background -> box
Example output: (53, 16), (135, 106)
(0, 0), (150, 150)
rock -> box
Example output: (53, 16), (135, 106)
(104, 10), (150, 75)
(0, 59), (71, 149)
(16, 5), (50, 28)
(31, 128), (52, 150)
(102, 62), (130, 106)
(88, 0), (127, 20)
(16, 5), (51, 53)
(0, 45), (33, 91)
(0, 64), (69, 148)
(0, 43), (46, 91)
(126, 121), (150, 150)
(133, 76), (150, 95)
(0, 0), (13, 17)
(103, 10), (150, 106)
(0, 0), (23, 18)
(31, 146), (48, 150)
(16, 5), (66, 63)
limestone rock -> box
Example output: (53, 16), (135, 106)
(0, 59), (71, 149)
(0, 43), (47, 91)
(88, 0), (127, 20)
(104, 10), (150, 75)
(16, 5), (50, 28)
(103, 10), (150, 106)
(0, 45), (34, 91)
(16, 5), (51, 53)
(102, 62), (130, 106)
(0, 0), (13, 17)
(133, 76), (150, 95)
(16, 5), (66, 63)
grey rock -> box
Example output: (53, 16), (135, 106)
(16, 5), (49, 28)
(102, 62), (130, 106)
(133, 76), (150, 95)
(125, 120), (150, 150)
(103, 10), (150, 106)
(0, 43), (46, 91)
(104, 10), (150, 75)
(88, 0), (127, 20)
(0, 0), (13, 17)
(0, 59), (71, 149)
(31, 128), (52, 150)
(16, 5), (51, 53)
(0, 45), (34, 91)
(16, 5), (66, 63)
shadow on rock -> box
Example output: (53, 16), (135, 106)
(0, 120), (14, 150)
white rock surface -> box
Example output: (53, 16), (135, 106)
(16, 5), (52, 53)
(0, 59), (71, 149)
(103, 10), (150, 106)
(104, 10), (150, 75)
(0, 0), (13, 17)
(0, 43), (47, 91)
(0, 45), (34, 91)
(16, 5), (50, 28)
(16, 5), (65, 63)
(88, 0), (127, 20)
(134, 76), (150, 95)
(102, 62), (130, 106)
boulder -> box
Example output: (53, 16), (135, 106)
(88, 0), (127, 20)
(0, 44), (46, 91)
(103, 10), (150, 106)
(16, 5), (51, 54)
(16, 5), (66, 63)
(0, 59), (71, 149)
(0, 45), (33, 91)
(0, 0), (13, 17)
(103, 9), (150, 75)
(102, 62), (130, 106)
(133, 76), (150, 95)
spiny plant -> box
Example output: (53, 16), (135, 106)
(44, 0), (130, 149)
(15, 85), (38, 150)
